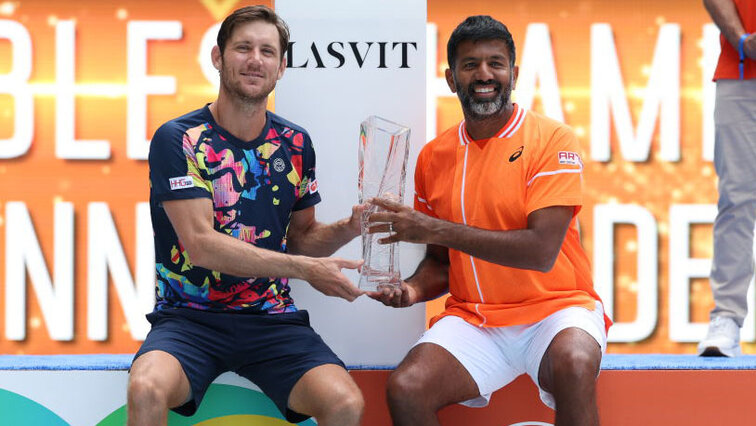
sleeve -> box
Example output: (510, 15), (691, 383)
(524, 126), (584, 216)
(292, 132), (322, 211)
(148, 122), (213, 203)
(413, 146), (437, 218)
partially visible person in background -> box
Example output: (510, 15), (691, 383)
(699, 0), (756, 357)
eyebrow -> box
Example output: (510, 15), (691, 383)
(459, 54), (509, 64)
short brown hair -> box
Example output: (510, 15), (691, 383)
(217, 5), (290, 59)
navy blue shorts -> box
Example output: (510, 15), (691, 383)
(132, 307), (345, 423)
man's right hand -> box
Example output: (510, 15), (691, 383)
(367, 281), (419, 308)
(304, 257), (365, 302)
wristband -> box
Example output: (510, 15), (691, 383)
(739, 33), (750, 80)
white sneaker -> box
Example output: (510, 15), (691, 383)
(698, 316), (742, 357)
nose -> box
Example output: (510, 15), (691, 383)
(474, 63), (494, 81)
(248, 48), (264, 66)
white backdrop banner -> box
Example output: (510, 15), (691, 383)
(275, 0), (428, 366)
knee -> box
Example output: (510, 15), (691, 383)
(550, 346), (600, 382)
(128, 372), (168, 407)
(386, 367), (427, 405)
(337, 391), (365, 420)
(323, 388), (364, 422)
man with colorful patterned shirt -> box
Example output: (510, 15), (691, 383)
(369, 16), (610, 425)
(127, 6), (365, 426)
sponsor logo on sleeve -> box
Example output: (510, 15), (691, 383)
(169, 176), (195, 190)
(557, 151), (582, 166)
(308, 179), (319, 194)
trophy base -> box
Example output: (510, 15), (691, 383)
(358, 267), (400, 291)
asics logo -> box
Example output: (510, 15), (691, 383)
(509, 146), (524, 162)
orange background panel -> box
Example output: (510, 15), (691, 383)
(351, 369), (756, 425)
(0, 0), (735, 355)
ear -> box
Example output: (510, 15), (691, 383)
(277, 56), (287, 80)
(445, 68), (456, 93)
(211, 45), (222, 71)
(511, 65), (519, 90)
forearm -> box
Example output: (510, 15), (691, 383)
(405, 254), (450, 302)
(189, 230), (312, 279)
(428, 219), (556, 272)
(368, 199), (571, 275)
(704, 0), (747, 48)
(288, 217), (359, 257)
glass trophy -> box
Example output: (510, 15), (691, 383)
(358, 116), (411, 291)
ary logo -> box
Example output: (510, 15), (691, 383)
(273, 158), (286, 173)
(557, 151), (581, 166)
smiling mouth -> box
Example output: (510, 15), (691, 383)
(241, 72), (265, 79)
(470, 81), (501, 97)
(471, 86), (500, 99)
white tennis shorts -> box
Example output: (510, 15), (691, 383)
(415, 301), (607, 409)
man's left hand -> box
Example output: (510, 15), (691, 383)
(367, 197), (438, 244)
(346, 203), (367, 237)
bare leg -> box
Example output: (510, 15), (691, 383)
(287, 364), (364, 426)
(538, 328), (602, 426)
(387, 343), (480, 426)
(127, 351), (191, 426)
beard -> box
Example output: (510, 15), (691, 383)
(455, 79), (510, 120)
(219, 60), (276, 106)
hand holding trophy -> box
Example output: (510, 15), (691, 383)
(357, 116), (411, 291)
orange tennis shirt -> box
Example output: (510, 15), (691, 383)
(414, 104), (611, 332)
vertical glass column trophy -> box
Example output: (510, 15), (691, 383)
(358, 116), (411, 291)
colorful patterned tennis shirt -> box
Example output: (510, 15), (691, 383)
(148, 105), (320, 313)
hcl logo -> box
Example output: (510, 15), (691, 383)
(169, 176), (194, 190)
